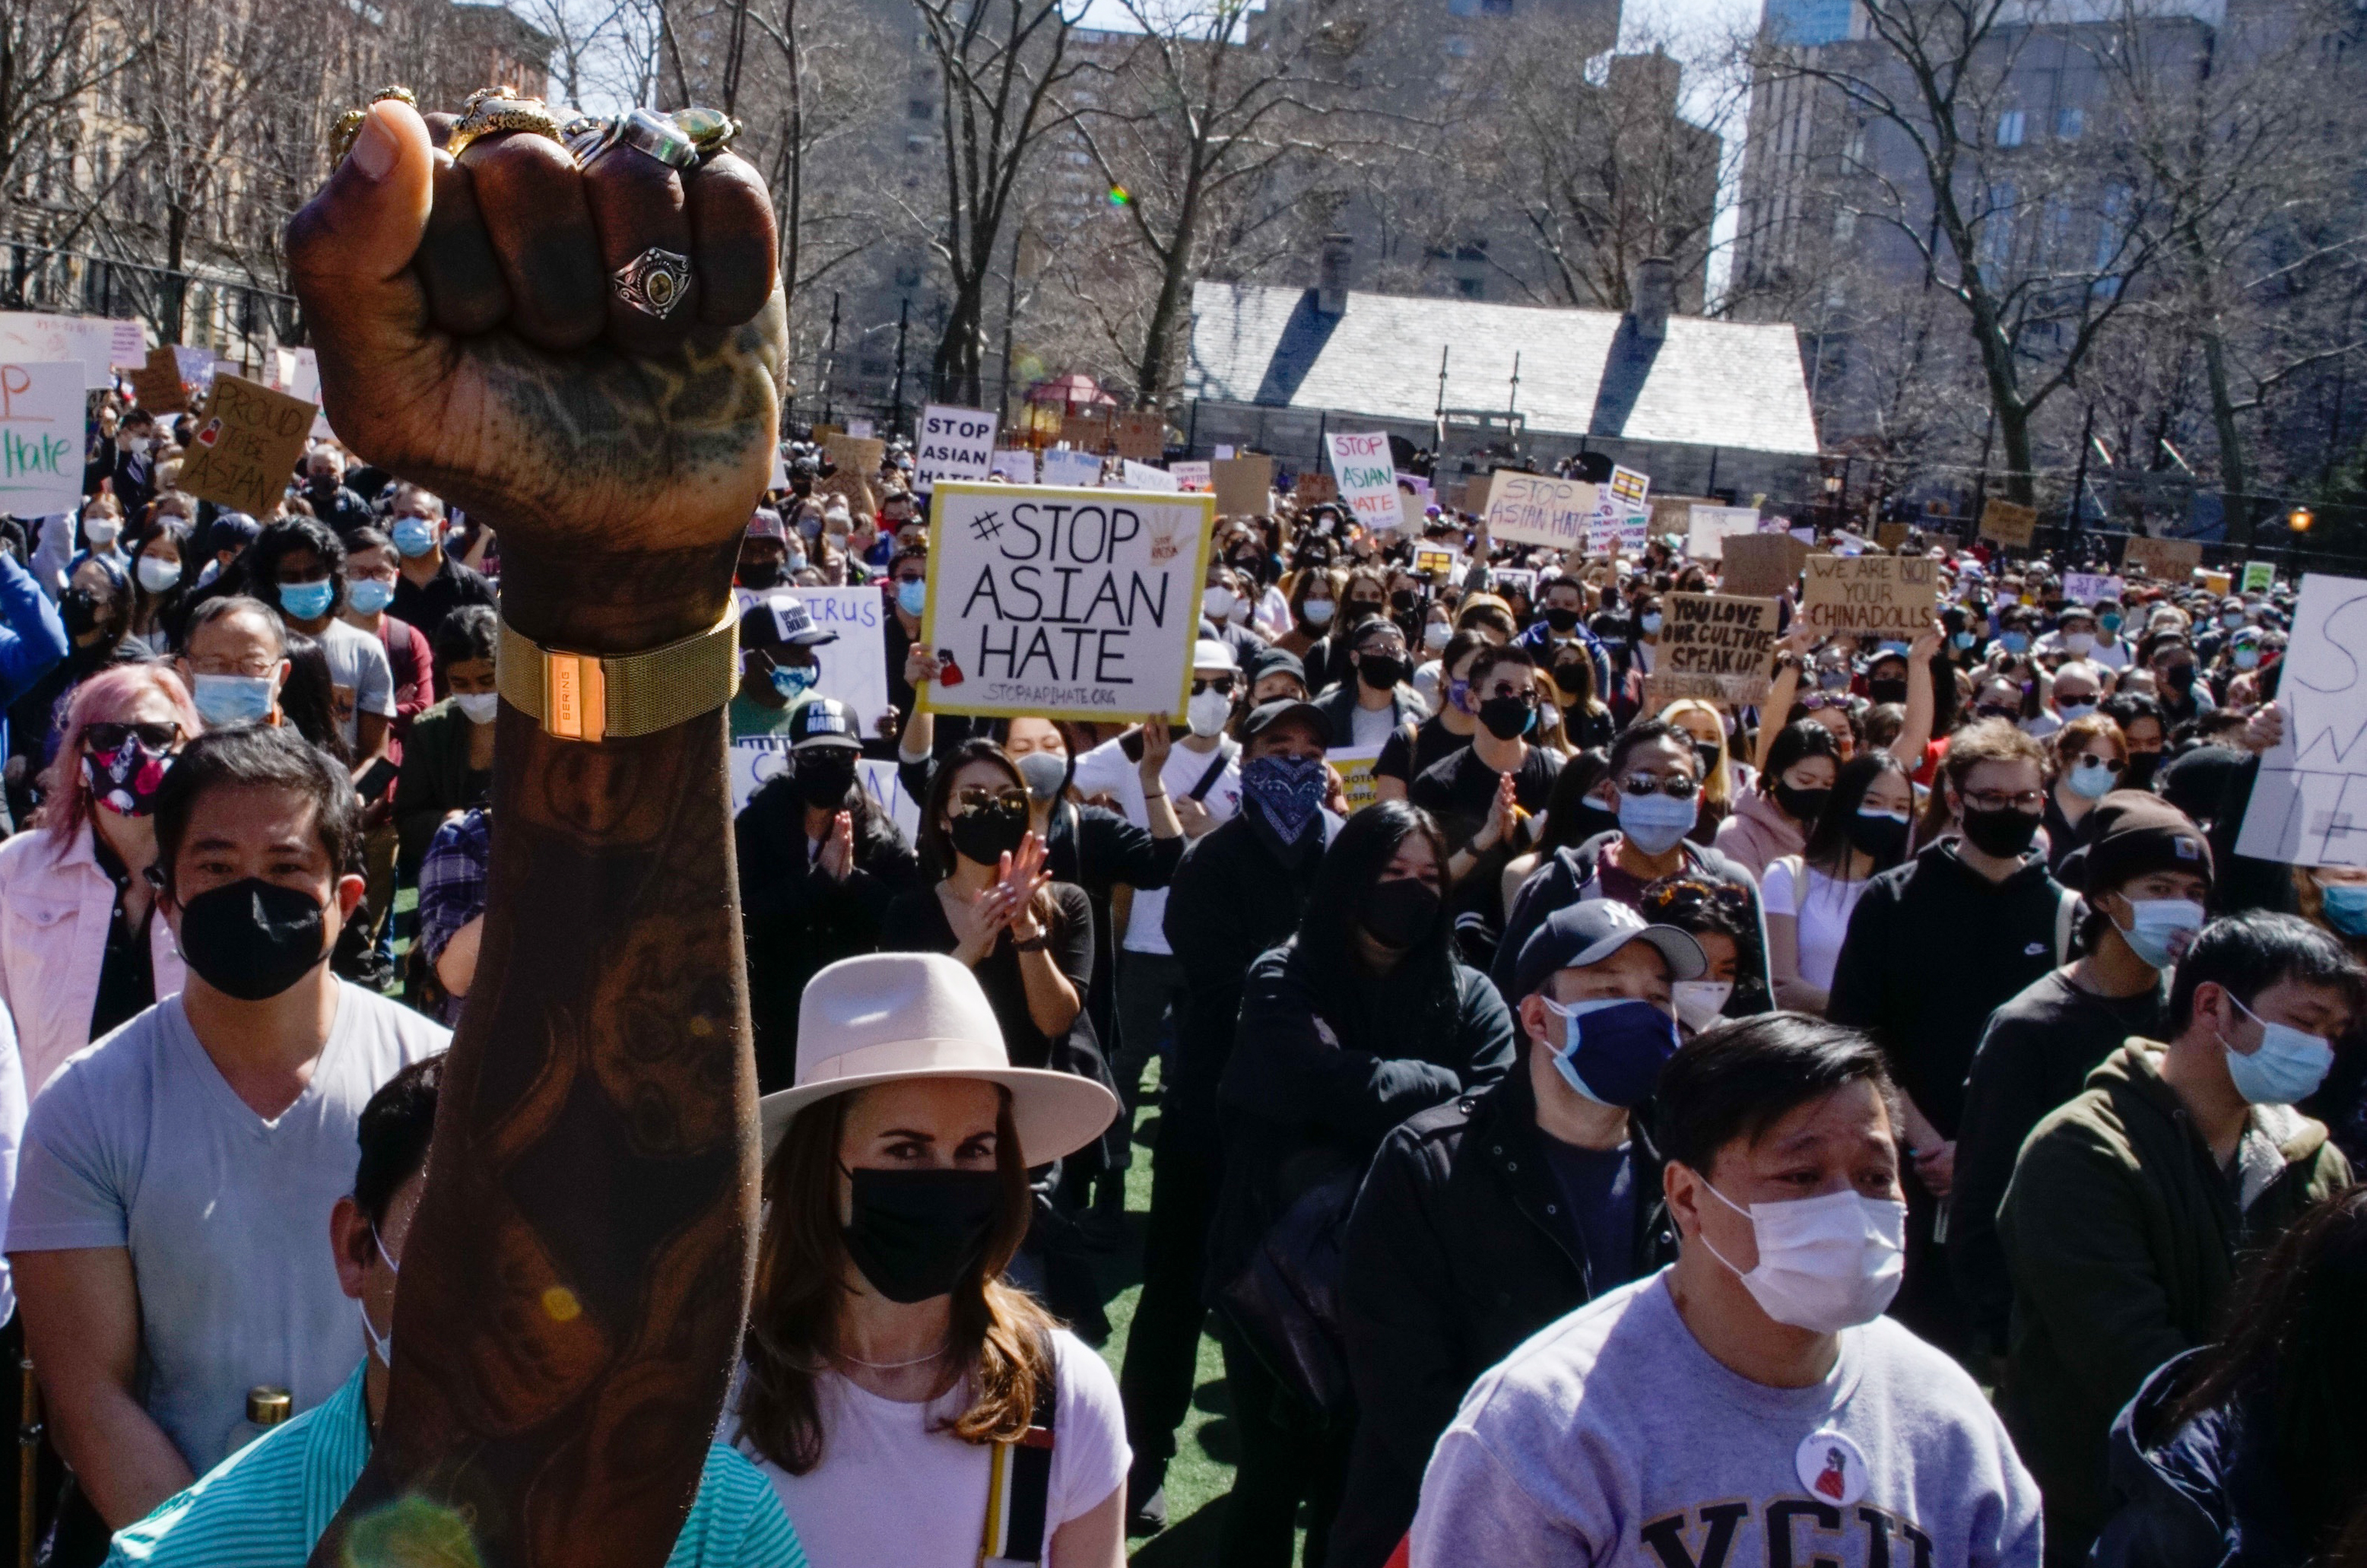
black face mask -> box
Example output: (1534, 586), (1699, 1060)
(176, 878), (329, 1001)
(1541, 605), (1582, 633)
(1345, 600), (1386, 624)
(741, 562), (783, 589)
(1358, 655), (1408, 692)
(1867, 678), (1909, 706)
(1554, 666), (1592, 706)
(1692, 741), (1721, 779)
(841, 1166), (1002, 1304)
(59, 587), (103, 639)
(1772, 782), (1832, 825)
(1959, 803), (2042, 859)
(2124, 751), (2162, 790)
(948, 801), (1029, 866)
(1389, 589), (1417, 613)
(1362, 876), (1441, 947)
(1476, 695), (1535, 740)
(795, 756), (858, 811)
(1845, 810), (1910, 865)
(2162, 663), (2196, 691)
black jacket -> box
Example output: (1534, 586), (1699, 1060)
(1207, 937), (1516, 1303)
(1490, 830), (1763, 1005)
(1332, 1066), (1674, 1568)
(2093, 1350), (2302, 1568)
(1160, 813), (1331, 1137)
(1826, 839), (2074, 1136)
(735, 781), (921, 1092)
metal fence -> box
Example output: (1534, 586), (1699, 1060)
(3, 240), (298, 362)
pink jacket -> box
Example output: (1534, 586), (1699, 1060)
(0, 822), (186, 1097)
(1711, 786), (1805, 884)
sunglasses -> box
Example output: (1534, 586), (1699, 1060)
(1191, 677), (1237, 697)
(1621, 772), (1699, 800)
(952, 787), (1030, 817)
(1795, 693), (1851, 712)
(84, 722), (180, 752)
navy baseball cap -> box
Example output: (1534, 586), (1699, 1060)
(1510, 900), (1705, 1001)
(788, 697), (861, 752)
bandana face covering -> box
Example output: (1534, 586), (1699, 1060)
(82, 738), (174, 817)
(1243, 754), (1326, 844)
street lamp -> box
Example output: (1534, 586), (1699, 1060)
(2288, 506), (2315, 533)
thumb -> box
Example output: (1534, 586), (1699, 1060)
(285, 100), (438, 433)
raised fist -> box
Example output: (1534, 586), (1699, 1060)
(284, 98), (785, 638)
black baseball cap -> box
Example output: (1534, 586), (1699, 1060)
(1509, 900), (1706, 1001)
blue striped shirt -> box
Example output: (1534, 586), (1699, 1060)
(107, 1365), (807, 1567)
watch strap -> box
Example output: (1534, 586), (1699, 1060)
(496, 608), (739, 741)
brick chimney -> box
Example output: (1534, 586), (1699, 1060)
(1318, 233), (1353, 316)
(1630, 256), (1675, 341)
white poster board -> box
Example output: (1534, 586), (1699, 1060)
(1686, 505), (1762, 561)
(1325, 431), (1399, 532)
(0, 362), (88, 515)
(1041, 449), (1103, 487)
(991, 448), (1037, 483)
(915, 404), (998, 488)
(1122, 459), (1179, 492)
(1168, 460), (1211, 492)
(2236, 573), (2367, 867)
(796, 586), (894, 738)
(0, 313), (146, 389)
(2061, 572), (2125, 605)
(1483, 474), (1594, 549)
(919, 481), (1216, 721)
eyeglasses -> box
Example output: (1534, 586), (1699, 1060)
(1621, 772), (1699, 800)
(1962, 788), (2045, 811)
(1191, 677), (1236, 697)
(1795, 693), (1851, 712)
(83, 722), (179, 752)
(952, 786), (1030, 817)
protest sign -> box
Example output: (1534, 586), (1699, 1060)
(2061, 572), (2125, 606)
(1789, 526), (1816, 544)
(2200, 569), (2232, 596)
(1801, 554), (1937, 637)
(1327, 746), (1383, 813)
(1112, 411), (1166, 461)
(1169, 460), (1210, 492)
(1650, 495), (1702, 538)
(132, 345), (187, 413)
(825, 433), (885, 484)
(796, 586), (894, 738)
(728, 732), (794, 817)
(1979, 500), (2039, 549)
(1293, 472), (1337, 506)
(1608, 465), (1650, 508)
(179, 373), (314, 517)
(919, 481), (1215, 721)
(1212, 455), (1274, 516)
(1041, 448), (1103, 487)
(915, 405), (998, 488)
(2236, 573), (2367, 867)
(992, 449), (1038, 484)
(1061, 408), (1112, 451)
(2121, 535), (2203, 579)
(1214, 445), (1234, 459)
(0, 361), (86, 516)
(1877, 522), (1911, 550)
(846, 416), (877, 439)
(1483, 474), (1594, 549)
(1122, 459), (1179, 492)
(859, 757), (922, 842)
(0, 313), (145, 389)
(1412, 544), (1457, 577)
(2242, 560), (2276, 593)
(1686, 505), (1761, 562)
(1490, 567), (1537, 601)
(172, 346), (218, 399)
(1326, 431), (1399, 531)
(1655, 593), (1780, 705)
(817, 468), (876, 518)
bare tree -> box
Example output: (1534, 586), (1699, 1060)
(0, 0), (141, 241)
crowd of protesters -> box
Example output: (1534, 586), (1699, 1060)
(0, 387), (2362, 1568)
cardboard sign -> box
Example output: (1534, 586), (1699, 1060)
(0, 361), (87, 515)
(1112, 411), (1165, 462)
(1655, 593), (1780, 705)
(1484, 474), (1595, 549)
(1607, 465), (1650, 508)
(1650, 494), (1703, 538)
(2235, 572), (2367, 867)
(919, 481), (1216, 721)
(1801, 554), (1938, 637)
(1212, 455), (1274, 517)
(0, 313), (146, 389)
(992, 449), (1038, 483)
(179, 373), (314, 516)
(1877, 522), (1911, 550)
(132, 345), (187, 414)
(1041, 448), (1103, 487)
(915, 405), (998, 488)
(1979, 499), (2040, 549)
(1686, 505), (1762, 562)
(1327, 745), (1383, 813)
(1167, 460), (1210, 492)
(2242, 560), (2276, 593)
(2121, 535), (2202, 579)
(1061, 408), (1112, 451)
(817, 467), (877, 519)
(1326, 431), (1399, 531)
(1293, 472), (1337, 506)
(2200, 569), (2232, 597)
(826, 433), (886, 483)
(2062, 572), (2125, 606)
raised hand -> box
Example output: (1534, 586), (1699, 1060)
(1138, 716), (1173, 780)
(818, 808), (855, 882)
(904, 641), (944, 688)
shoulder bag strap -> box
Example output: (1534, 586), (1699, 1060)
(1188, 740), (1238, 802)
(979, 1335), (1060, 1566)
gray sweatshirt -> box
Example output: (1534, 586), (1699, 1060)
(1410, 1269), (2042, 1567)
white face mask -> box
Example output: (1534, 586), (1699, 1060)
(1697, 1182), (1906, 1334)
(1203, 586), (1236, 622)
(2061, 630), (2095, 655)
(135, 555), (180, 595)
(1185, 687), (1233, 738)
(455, 691), (500, 725)
(1671, 979), (1733, 1033)
(357, 1224), (400, 1366)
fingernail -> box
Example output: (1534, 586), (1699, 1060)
(351, 111), (398, 180)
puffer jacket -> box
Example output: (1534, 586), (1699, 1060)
(2092, 1349), (2308, 1567)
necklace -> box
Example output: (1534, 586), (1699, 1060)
(835, 1341), (952, 1370)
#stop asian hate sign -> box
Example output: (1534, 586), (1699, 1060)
(920, 481), (1217, 722)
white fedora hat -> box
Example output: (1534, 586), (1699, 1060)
(759, 952), (1118, 1164)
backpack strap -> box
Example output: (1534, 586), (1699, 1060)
(2054, 884), (2080, 967)
(979, 1336), (1060, 1566)
(1188, 739), (1239, 802)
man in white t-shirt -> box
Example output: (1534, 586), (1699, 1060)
(252, 517), (396, 779)
(1071, 639), (1243, 1138)
(8, 726), (447, 1531)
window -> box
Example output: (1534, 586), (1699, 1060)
(1443, 33), (1473, 56)
(1978, 183), (2016, 270)
(894, 262), (923, 287)
(1482, 0), (1515, 14)
(909, 99), (933, 119)
(2056, 106), (2083, 140)
(1832, 205), (1856, 241)
(906, 135), (929, 156)
(1456, 277), (1484, 297)
(1448, 0), (1479, 16)
(1995, 110), (2025, 148)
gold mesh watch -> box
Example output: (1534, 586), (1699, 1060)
(496, 609), (739, 742)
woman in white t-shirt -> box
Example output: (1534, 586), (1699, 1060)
(1761, 751), (1915, 1014)
(734, 952), (1129, 1568)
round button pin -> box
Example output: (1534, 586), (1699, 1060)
(1796, 1429), (1868, 1507)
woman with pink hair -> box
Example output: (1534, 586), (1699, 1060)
(0, 664), (199, 1097)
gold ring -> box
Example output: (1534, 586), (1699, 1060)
(671, 107), (740, 163)
(446, 87), (566, 160)
(329, 85), (419, 165)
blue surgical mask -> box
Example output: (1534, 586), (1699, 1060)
(192, 672), (276, 726)
(770, 662), (818, 701)
(2066, 757), (2117, 800)
(390, 516), (438, 558)
(1639, 612), (1664, 635)
(2233, 647), (2260, 671)
(2001, 631), (2030, 655)
(2112, 897), (2205, 970)
(1617, 788), (1697, 855)
(2100, 613), (2123, 633)
(2220, 995), (2334, 1106)
(2056, 702), (2098, 724)
(347, 579), (395, 614)
(279, 579), (335, 621)
(1953, 630), (1975, 649)
(896, 579), (928, 617)
(2319, 881), (2367, 938)
(1541, 995), (1680, 1106)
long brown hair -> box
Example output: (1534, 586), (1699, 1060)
(737, 1086), (1055, 1474)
